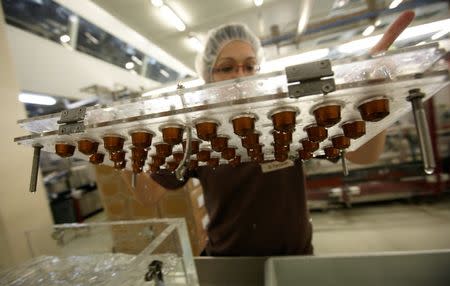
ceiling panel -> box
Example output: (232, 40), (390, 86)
(91, 0), (336, 70)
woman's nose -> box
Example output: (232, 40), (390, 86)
(232, 66), (246, 78)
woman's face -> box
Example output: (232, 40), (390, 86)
(211, 40), (258, 83)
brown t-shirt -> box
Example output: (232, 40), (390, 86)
(152, 160), (313, 256)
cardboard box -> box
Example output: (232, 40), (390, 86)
(95, 166), (208, 255)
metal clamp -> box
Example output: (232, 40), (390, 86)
(57, 107), (86, 135)
(144, 260), (164, 283)
(286, 59), (335, 98)
(406, 89), (436, 174)
(29, 144), (43, 193)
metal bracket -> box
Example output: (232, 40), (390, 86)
(57, 107), (86, 135)
(286, 59), (335, 98)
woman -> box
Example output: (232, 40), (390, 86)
(151, 11), (415, 256)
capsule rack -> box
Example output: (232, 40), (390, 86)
(14, 42), (450, 174)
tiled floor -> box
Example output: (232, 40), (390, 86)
(311, 197), (450, 254)
(86, 196), (450, 255)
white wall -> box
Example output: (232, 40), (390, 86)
(0, 7), (54, 269)
(6, 25), (160, 100)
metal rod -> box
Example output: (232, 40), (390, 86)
(407, 89), (436, 175)
(341, 150), (349, 176)
(29, 144), (43, 193)
(175, 126), (191, 181)
(131, 173), (137, 189)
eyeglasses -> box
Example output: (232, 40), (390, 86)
(212, 62), (260, 75)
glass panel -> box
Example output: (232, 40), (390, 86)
(2, 0), (73, 44)
(2, 0), (182, 83)
(146, 57), (181, 83)
(76, 17), (146, 75)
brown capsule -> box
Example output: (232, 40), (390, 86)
(298, 149), (313, 161)
(241, 132), (260, 149)
(130, 130), (153, 149)
(110, 150), (126, 163)
(229, 155), (241, 167)
(342, 121), (366, 139)
(114, 160), (127, 170)
(273, 130), (292, 146)
(55, 143), (76, 158)
(172, 151), (185, 163)
(166, 160), (179, 172)
(188, 159), (199, 171)
(247, 144), (263, 157)
(103, 135), (125, 153)
(149, 163), (160, 173)
(182, 138), (201, 154)
(131, 147), (148, 162)
(273, 143), (290, 153)
(251, 153), (264, 163)
(300, 139), (319, 152)
(160, 124), (184, 145)
(211, 135), (229, 152)
(332, 135), (351, 150)
(358, 98), (390, 122)
(89, 153), (104, 165)
(274, 151), (289, 162)
(222, 146), (237, 160)
(324, 146), (340, 159)
(151, 155), (165, 167)
(78, 139), (99, 156)
(313, 104), (341, 127)
(197, 148), (211, 162)
(195, 120), (219, 141)
(270, 108), (297, 132)
(304, 125), (328, 143)
(231, 114), (256, 137)
(154, 142), (172, 158)
(132, 163), (143, 174)
(208, 156), (220, 168)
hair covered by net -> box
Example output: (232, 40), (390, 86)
(195, 23), (264, 83)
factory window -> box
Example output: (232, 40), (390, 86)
(76, 18), (146, 75)
(1, 0), (181, 84)
(2, 0), (72, 44)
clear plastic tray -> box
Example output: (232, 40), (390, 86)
(0, 219), (199, 286)
(14, 42), (450, 168)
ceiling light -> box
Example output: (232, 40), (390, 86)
(18, 92), (57, 105)
(59, 34), (70, 43)
(431, 28), (450, 40)
(261, 48), (330, 73)
(160, 69), (170, 78)
(151, 0), (163, 7)
(338, 18), (450, 54)
(396, 19), (450, 41)
(131, 55), (143, 66)
(84, 32), (99, 44)
(187, 35), (203, 52)
(337, 35), (382, 54)
(253, 0), (263, 7)
(160, 5), (186, 31)
(389, 0), (403, 9)
(362, 25), (375, 37)
(125, 62), (135, 69)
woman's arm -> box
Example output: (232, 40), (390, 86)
(346, 10), (415, 164)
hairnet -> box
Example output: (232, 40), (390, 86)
(195, 23), (264, 83)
